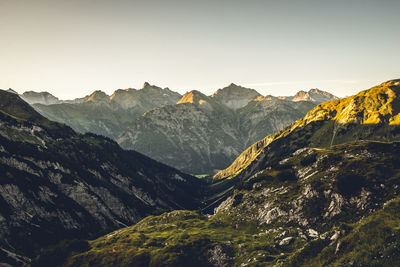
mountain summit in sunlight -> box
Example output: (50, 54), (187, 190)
(214, 79), (400, 180)
(211, 83), (262, 110)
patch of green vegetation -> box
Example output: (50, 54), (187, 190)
(194, 174), (209, 179)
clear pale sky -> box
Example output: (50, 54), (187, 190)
(0, 0), (399, 99)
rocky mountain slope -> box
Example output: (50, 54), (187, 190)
(20, 91), (62, 105)
(53, 140), (400, 266)
(0, 90), (203, 265)
(118, 84), (319, 174)
(31, 83), (182, 139)
(279, 88), (338, 103)
(46, 79), (400, 267)
(215, 79), (400, 180)
(14, 84), (335, 174)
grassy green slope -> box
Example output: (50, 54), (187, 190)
(44, 140), (400, 266)
(214, 79), (400, 180)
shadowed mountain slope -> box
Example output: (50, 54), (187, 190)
(0, 90), (202, 265)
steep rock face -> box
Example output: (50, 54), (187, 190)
(84, 90), (110, 103)
(215, 80), (400, 180)
(237, 97), (316, 147)
(279, 88), (338, 104)
(109, 82), (182, 110)
(211, 83), (261, 110)
(33, 102), (134, 139)
(118, 96), (241, 174)
(32, 83), (182, 139)
(0, 90), (202, 264)
(20, 91), (61, 105)
(118, 88), (320, 174)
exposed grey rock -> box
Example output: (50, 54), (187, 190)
(0, 90), (203, 263)
(21, 91), (61, 105)
(208, 245), (233, 267)
(307, 229), (319, 238)
(279, 237), (294, 246)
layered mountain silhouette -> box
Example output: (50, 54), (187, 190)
(118, 84), (329, 174)
(26, 83), (182, 139)
(278, 88), (338, 103)
(45, 79), (400, 266)
(0, 90), (202, 265)
(16, 83), (336, 174)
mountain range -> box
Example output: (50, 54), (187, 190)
(214, 79), (400, 180)
(26, 83), (182, 139)
(16, 83), (337, 174)
(0, 90), (203, 265)
(32, 79), (400, 267)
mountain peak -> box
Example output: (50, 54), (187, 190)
(6, 88), (18, 94)
(178, 90), (210, 105)
(211, 84), (261, 110)
(20, 91), (61, 105)
(227, 82), (237, 87)
(142, 82), (151, 88)
(290, 89), (337, 104)
(0, 90), (44, 121)
(141, 82), (165, 92)
(86, 90), (109, 102)
(382, 79), (400, 87)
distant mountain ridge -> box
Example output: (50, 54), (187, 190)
(21, 91), (62, 105)
(211, 83), (262, 110)
(26, 83), (182, 139)
(278, 88), (338, 103)
(8, 84), (337, 173)
(118, 84), (328, 174)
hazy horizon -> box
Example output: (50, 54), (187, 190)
(1, 0), (399, 99)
